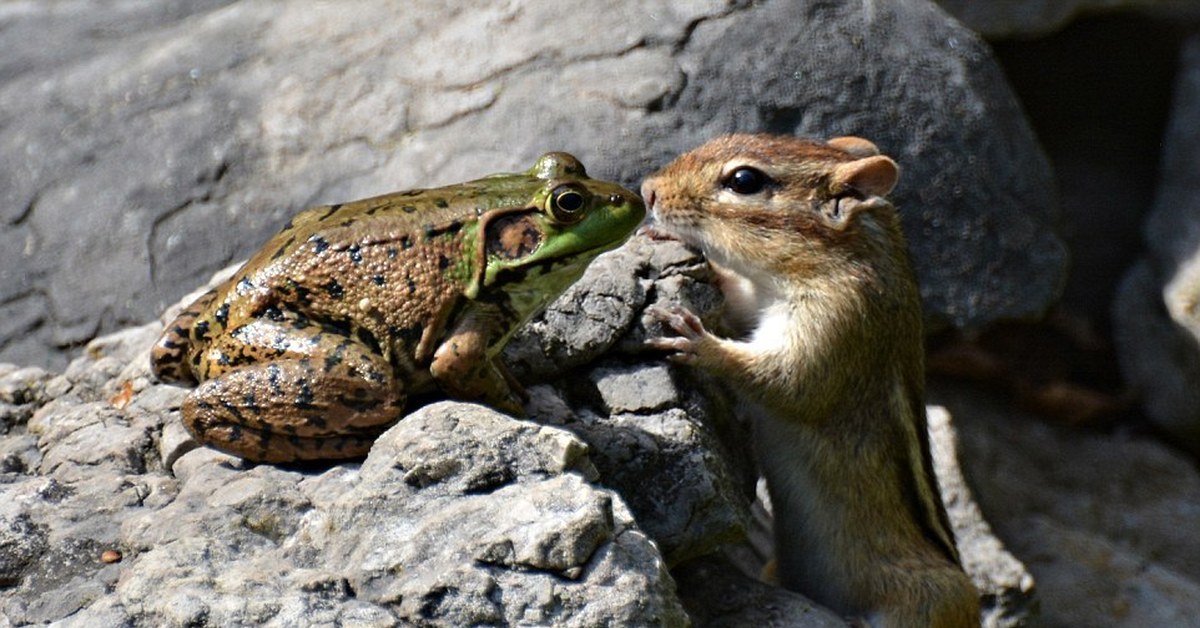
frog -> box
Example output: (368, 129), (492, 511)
(151, 152), (645, 463)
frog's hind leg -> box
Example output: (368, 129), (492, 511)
(181, 319), (405, 462)
(150, 288), (217, 384)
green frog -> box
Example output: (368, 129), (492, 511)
(151, 152), (644, 462)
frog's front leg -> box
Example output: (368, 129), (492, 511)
(182, 318), (405, 462)
(429, 307), (526, 416)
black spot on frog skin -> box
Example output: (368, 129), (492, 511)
(402, 205), (417, 213)
(296, 285), (314, 306)
(220, 400), (245, 422)
(296, 381), (316, 410)
(264, 306), (284, 322)
(324, 279), (345, 299)
(309, 236), (330, 254)
(387, 247), (399, 259)
(267, 363), (283, 393)
(347, 244), (363, 265)
(271, 236), (297, 260)
(434, 198), (449, 208)
(402, 236), (414, 250)
(407, 278), (417, 294)
(323, 350), (343, 373)
(192, 320), (211, 341)
(390, 324), (423, 348)
(438, 255), (451, 269)
(354, 328), (382, 353)
(316, 205), (340, 221)
(371, 274), (386, 286)
(338, 395), (383, 413)
(214, 303), (230, 326)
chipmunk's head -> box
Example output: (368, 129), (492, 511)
(641, 134), (901, 277)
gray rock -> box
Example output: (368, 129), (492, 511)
(3, 0), (1061, 368)
(0, 226), (1037, 626)
(1114, 34), (1200, 456)
(928, 406), (1036, 626)
(310, 404), (686, 626)
(933, 379), (1200, 626)
(673, 554), (848, 628)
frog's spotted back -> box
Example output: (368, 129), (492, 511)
(150, 153), (643, 462)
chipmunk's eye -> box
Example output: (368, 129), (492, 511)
(723, 166), (769, 195)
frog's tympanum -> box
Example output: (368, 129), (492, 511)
(151, 153), (645, 462)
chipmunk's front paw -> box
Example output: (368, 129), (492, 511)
(645, 305), (711, 365)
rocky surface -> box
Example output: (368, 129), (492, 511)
(6, 0), (1200, 626)
(1, 236), (1032, 626)
(1, 0), (1064, 368)
(1113, 33), (1200, 456)
(933, 379), (1200, 627)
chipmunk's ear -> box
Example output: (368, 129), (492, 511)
(826, 136), (880, 158)
(832, 155), (898, 197)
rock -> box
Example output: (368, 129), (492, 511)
(3, 401), (688, 626)
(310, 404), (687, 626)
(2, 0), (1062, 368)
(927, 406), (1036, 626)
(673, 554), (847, 627)
(0, 227), (1035, 625)
(932, 379), (1200, 626)
(1113, 34), (1200, 456)
(934, 0), (1200, 38)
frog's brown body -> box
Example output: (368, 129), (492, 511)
(152, 153), (644, 462)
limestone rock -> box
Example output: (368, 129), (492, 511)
(0, 232), (1037, 626)
(2, 0), (1062, 368)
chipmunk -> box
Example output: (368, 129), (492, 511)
(642, 134), (980, 627)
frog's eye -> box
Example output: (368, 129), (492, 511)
(549, 185), (588, 223)
(722, 166), (770, 195)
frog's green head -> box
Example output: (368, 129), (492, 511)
(471, 152), (644, 314)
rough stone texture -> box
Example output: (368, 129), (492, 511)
(935, 0), (1200, 38)
(0, 233), (1037, 626)
(1113, 34), (1200, 456)
(927, 407), (1036, 627)
(673, 554), (847, 628)
(933, 379), (1200, 627)
(1, 0), (1063, 368)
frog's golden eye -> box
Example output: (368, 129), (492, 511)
(549, 185), (588, 223)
